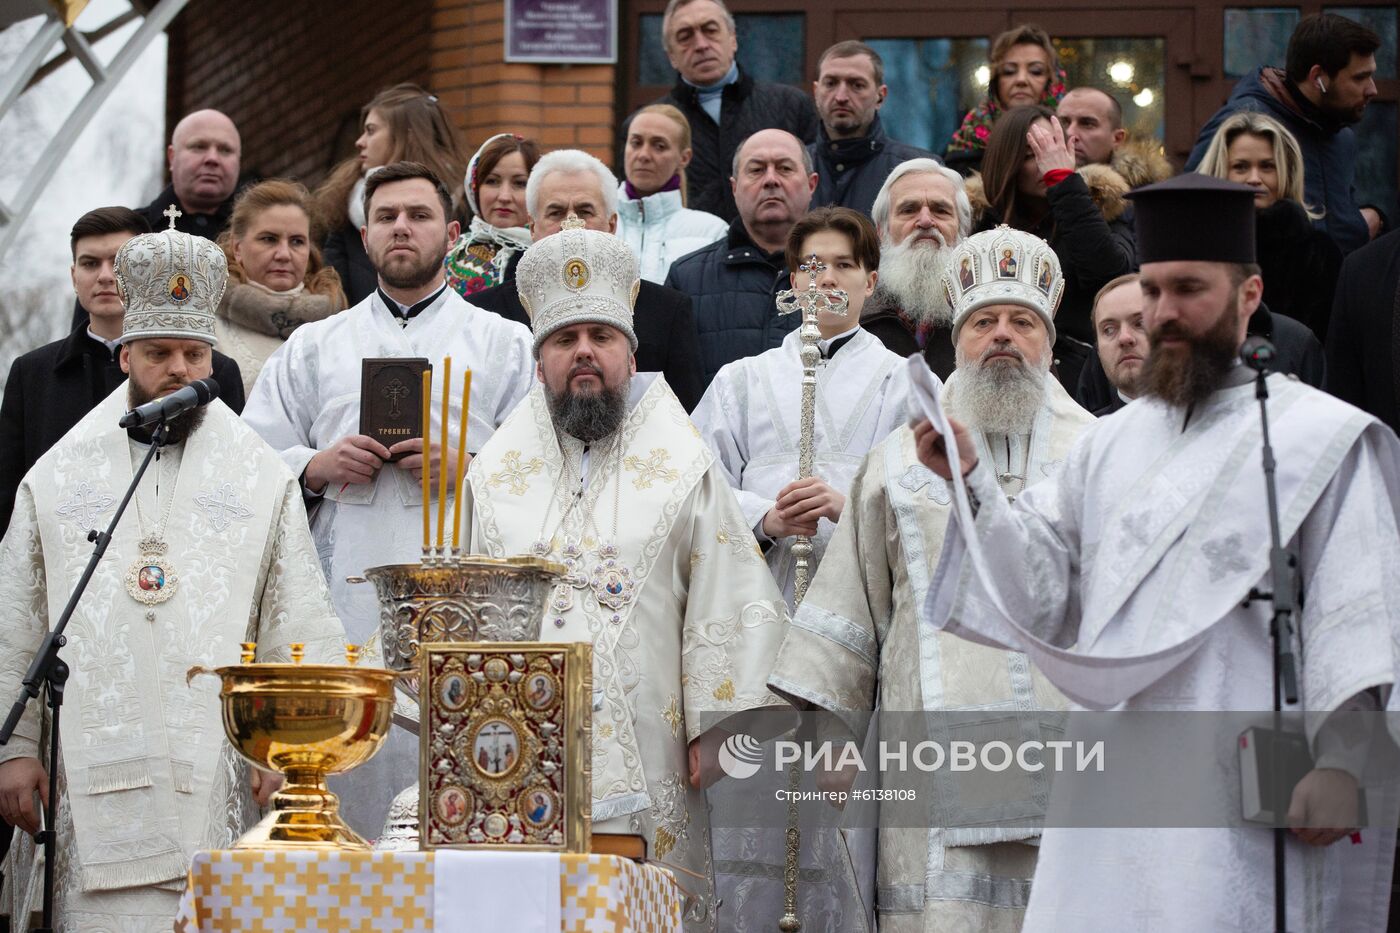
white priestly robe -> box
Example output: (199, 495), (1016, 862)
(691, 327), (911, 607)
(241, 286), (535, 834)
(691, 327), (908, 932)
(0, 386), (345, 932)
(461, 373), (791, 932)
(766, 372), (1093, 932)
(923, 371), (1400, 931)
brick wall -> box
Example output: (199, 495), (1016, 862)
(165, 0), (435, 187)
(430, 0), (618, 166)
(164, 0), (621, 190)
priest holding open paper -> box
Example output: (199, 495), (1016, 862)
(913, 174), (1400, 930)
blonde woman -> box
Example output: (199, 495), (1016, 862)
(1198, 111), (1342, 339)
(217, 180), (347, 394)
(616, 104), (726, 282)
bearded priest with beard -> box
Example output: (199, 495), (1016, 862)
(916, 174), (1400, 931)
(0, 227), (344, 929)
(861, 159), (972, 380)
(768, 226), (1093, 931)
(459, 222), (790, 932)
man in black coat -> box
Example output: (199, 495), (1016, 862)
(72, 109), (249, 332)
(137, 109), (244, 240)
(808, 41), (937, 218)
(468, 149), (705, 411)
(1326, 228), (1400, 433)
(0, 208), (245, 539)
(664, 129), (817, 389)
(1076, 300), (1325, 412)
(631, 0), (818, 222)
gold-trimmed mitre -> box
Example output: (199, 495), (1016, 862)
(515, 219), (640, 356)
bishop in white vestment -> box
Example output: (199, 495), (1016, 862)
(461, 224), (790, 931)
(769, 228), (1092, 932)
(917, 176), (1400, 931)
(241, 164), (536, 833)
(0, 227), (344, 932)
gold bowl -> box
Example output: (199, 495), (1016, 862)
(189, 648), (397, 850)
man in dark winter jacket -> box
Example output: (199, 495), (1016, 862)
(136, 109), (244, 241)
(1185, 13), (1379, 254)
(73, 110), (250, 332)
(664, 129), (816, 389)
(634, 0), (819, 222)
(1, 207), (246, 540)
(807, 41), (937, 218)
(1326, 228), (1400, 434)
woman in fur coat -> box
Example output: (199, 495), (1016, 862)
(216, 180), (347, 396)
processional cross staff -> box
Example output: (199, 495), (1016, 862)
(772, 254), (848, 932)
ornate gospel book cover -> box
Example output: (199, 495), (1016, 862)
(420, 642), (592, 852)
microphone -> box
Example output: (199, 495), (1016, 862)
(118, 378), (220, 429)
(1239, 336), (1276, 373)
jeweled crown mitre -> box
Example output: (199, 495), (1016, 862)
(941, 225), (1064, 341)
(515, 217), (640, 356)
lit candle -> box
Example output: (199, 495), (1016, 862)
(452, 369), (472, 552)
(436, 356), (452, 551)
(421, 368), (431, 554)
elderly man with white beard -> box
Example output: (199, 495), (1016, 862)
(768, 227), (1094, 932)
(860, 159), (972, 379)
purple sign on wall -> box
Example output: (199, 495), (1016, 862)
(505, 0), (617, 64)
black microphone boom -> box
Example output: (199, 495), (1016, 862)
(118, 378), (220, 429)
(1239, 336), (1276, 372)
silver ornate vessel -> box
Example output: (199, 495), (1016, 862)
(356, 555), (562, 708)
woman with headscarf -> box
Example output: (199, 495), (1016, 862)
(216, 180), (348, 395)
(314, 83), (467, 305)
(1196, 111), (1341, 340)
(945, 24), (1067, 177)
(443, 133), (540, 298)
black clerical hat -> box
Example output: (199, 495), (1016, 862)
(1125, 173), (1257, 264)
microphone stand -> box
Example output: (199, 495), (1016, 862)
(1241, 363), (1300, 933)
(0, 420), (170, 933)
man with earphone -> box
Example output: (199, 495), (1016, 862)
(1185, 12), (1381, 255)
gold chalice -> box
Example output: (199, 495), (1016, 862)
(188, 643), (397, 850)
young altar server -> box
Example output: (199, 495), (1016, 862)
(691, 206), (910, 608)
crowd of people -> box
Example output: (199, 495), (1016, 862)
(0, 1), (1398, 931)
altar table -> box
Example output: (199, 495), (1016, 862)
(173, 849), (683, 932)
